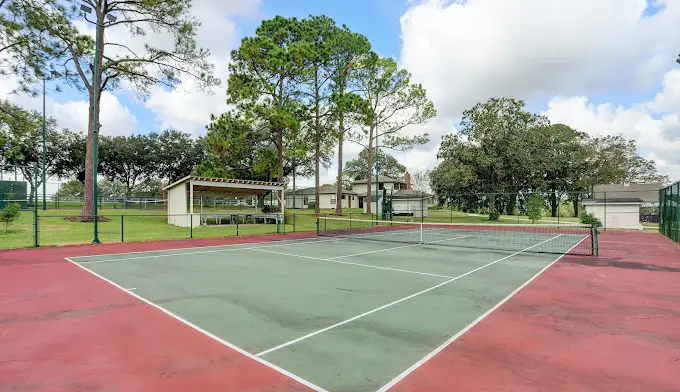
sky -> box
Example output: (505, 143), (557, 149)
(2, 0), (680, 190)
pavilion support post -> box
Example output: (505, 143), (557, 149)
(189, 181), (194, 214)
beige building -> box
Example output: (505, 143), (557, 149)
(285, 186), (358, 209)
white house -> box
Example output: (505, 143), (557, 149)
(356, 173), (434, 217)
(583, 183), (662, 230)
(366, 189), (435, 218)
(353, 175), (407, 209)
(583, 198), (644, 230)
(285, 186), (358, 209)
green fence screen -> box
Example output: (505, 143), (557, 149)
(0, 180), (28, 209)
(659, 181), (679, 243)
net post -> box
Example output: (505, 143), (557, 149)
(592, 224), (599, 256)
(236, 216), (239, 236)
(121, 214), (124, 243)
(420, 222), (424, 244)
(190, 214), (193, 239)
(316, 217), (319, 236)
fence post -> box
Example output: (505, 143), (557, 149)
(190, 214), (193, 239)
(236, 215), (239, 236)
(121, 215), (124, 242)
(33, 165), (39, 247)
(449, 199), (452, 223)
(293, 213), (296, 232)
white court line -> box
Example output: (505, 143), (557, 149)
(253, 248), (456, 279)
(65, 257), (329, 392)
(125, 287), (136, 291)
(254, 234), (563, 357)
(71, 235), (346, 260)
(376, 235), (585, 392)
(76, 237), (350, 264)
(327, 235), (471, 260)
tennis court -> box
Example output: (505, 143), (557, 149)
(65, 218), (595, 391)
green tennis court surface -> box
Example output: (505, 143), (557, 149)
(69, 221), (592, 391)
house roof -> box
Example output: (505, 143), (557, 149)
(352, 175), (404, 184)
(163, 175), (284, 197)
(592, 183), (661, 203)
(391, 189), (434, 199)
(583, 198), (644, 204)
(285, 186), (356, 195)
(365, 189), (433, 202)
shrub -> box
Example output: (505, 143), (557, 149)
(488, 211), (500, 221)
(284, 212), (294, 224)
(526, 192), (544, 223)
(1, 203), (21, 233)
(580, 212), (602, 227)
(262, 205), (280, 214)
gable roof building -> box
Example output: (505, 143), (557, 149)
(592, 183), (662, 203)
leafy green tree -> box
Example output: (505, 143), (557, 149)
(50, 130), (87, 182)
(353, 52), (435, 214)
(327, 25), (370, 214)
(430, 98), (548, 217)
(526, 192), (543, 223)
(99, 134), (157, 197)
(539, 124), (590, 217)
(345, 149), (406, 181)
(132, 179), (163, 198)
(0, 202), (20, 233)
(227, 16), (305, 188)
(97, 179), (124, 199)
(0, 100), (66, 202)
(29, 0), (218, 217)
(0, 0), (63, 94)
(56, 178), (84, 198)
(195, 112), (275, 182)
(156, 129), (205, 183)
(295, 15), (340, 214)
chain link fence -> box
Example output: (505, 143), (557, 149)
(659, 181), (679, 244)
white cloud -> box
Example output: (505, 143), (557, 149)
(648, 69), (680, 113)
(544, 93), (680, 182)
(143, 0), (262, 136)
(1, 77), (136, 136)
(396, 0), (680, 182)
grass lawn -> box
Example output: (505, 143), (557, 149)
(0, 205), (630, 250)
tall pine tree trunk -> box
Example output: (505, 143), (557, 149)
(313, 70), (321, 215)
(507, 193), (516, 215)
(335, 116), (344, 216)
(572, 193), (579, 217)
(82, 10), (105, 218)
(365, 125), (374, 216)
(82, 96), (97, 216)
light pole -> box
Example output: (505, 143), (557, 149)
(81, 3), (116, 244)
(41, 76), (46, 211)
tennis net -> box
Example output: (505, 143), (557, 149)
(316, 217), (598, 256)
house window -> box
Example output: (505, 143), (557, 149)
(330, 196), (336, 204)
(342, 195), (346, 200)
